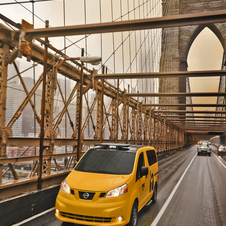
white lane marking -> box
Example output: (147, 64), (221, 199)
(213, 152), (226, 169)
(11, 207), (55, 226)
(150, 153), (197, 226)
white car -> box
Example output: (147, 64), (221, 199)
(197, 144), (211, 156)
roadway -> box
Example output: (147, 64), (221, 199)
(14, 145), (226, 226)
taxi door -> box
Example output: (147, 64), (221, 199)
(136, 151), (149, 209)
(146, 149), (158, 196)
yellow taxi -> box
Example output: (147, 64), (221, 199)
(55, 143), (159, 226)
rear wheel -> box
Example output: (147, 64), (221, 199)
(127, 201), (138, 226)
(152, 185), (157, 203)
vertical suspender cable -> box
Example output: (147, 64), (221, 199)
(98, 0), (103, 140)
(143, 0), (147, 74)
(127, 0), (132, 93)
(147, 0), (151, 103)
(133, 0), (138, 75)
(84, 0), (88, 141)
(139, 0), (142, 94)
(32, 0), (36, 156)
(139, 0), (142, 74)
(120, 0), (124, 75)
(63, 0), (68, 157)
(99, 0), (103, 62)
(84, 0), (87, 56)
(133, 0), (137, 91)
(111, 0), (117, 139)
(111, 0), (116, 76)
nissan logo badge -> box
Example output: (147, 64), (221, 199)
(83, 192), (89, 199)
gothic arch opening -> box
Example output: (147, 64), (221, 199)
(187, 27), (223, 113)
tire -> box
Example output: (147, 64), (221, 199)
(127, 201), (138, 226)
(152, 185), (157, 204)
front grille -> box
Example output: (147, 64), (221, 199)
(60, 212), (112, 223)
(79, 191), (95, 200)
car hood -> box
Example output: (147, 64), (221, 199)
(66, 170), (131, 191)
(198, 147), (209, 150)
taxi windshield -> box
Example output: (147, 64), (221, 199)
(74, 149), (136, 175)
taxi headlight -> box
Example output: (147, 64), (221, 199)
(218, 149), (222, 152)
(106, 184), (128, 198)
(60, 180), (70, 194)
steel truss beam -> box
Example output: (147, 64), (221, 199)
(144, 104), (226, 107)
(182, 128), (226, 130)
(175, 122), (226, 124)
(174, 121), (226, 124)
(187, 130), (226, 132)
(96, 70), (226, 79)
(167, 119), (226, 122)
(0, 9), (223, 196)
(154, 110), (226, 114)
(127, 92), (226, 97)
(162, 115), (226, 119)
(185, 129), (226, 132)
(173, 121), (226, 124)
(22, 10), (226, 38)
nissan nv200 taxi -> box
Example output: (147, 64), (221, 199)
(55, 143), (159, 226)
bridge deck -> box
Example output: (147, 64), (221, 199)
(10, 145), (226, 226)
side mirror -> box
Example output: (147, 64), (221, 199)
(140, 166), (148, 177)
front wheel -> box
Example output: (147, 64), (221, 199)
(152, 185), (157, 203)
(127, 201), (138, 226)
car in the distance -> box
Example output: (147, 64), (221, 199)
(55, 143), (159, 226)
(197, 144), (211, 156)
(217, 145), (226, 155)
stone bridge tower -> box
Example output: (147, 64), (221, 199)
(159, 0), (226, 107)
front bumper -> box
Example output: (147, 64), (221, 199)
(55, 190), (131, 226)
(197, 150), (211, 155)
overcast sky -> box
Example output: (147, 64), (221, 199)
(2, 1), (223, 109)
(187, 27), (223, 113)
(2, 0), (162, 96)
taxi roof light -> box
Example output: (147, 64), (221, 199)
(99, 143), (130, 150)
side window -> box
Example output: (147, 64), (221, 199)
(146, 150), (157, 166)
(136, 152), (144, 181)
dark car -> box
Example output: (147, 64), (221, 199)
(197, 144), (211, 156)
(218, 145), (226, 155)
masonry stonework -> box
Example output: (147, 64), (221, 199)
(159, 0), (226, 109)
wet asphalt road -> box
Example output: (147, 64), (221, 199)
(19, 145), (226, 226)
